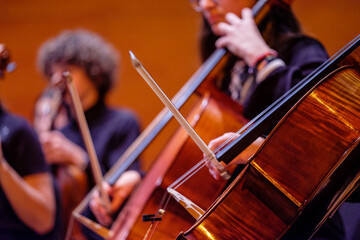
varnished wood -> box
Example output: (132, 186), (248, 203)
(253, 67), (360, 206)
(179, 49), (360, 239)
(110, 94), (246, 240)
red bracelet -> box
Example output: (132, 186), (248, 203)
(252, 49), (278, 69)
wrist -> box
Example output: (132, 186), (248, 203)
(250, 49), (278, 69)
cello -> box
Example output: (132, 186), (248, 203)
(176, 35), (360, 239)
(72, 0), (295, 239)
(108, 1), (280, 238)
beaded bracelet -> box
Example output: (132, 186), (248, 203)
(254, 50), (278, 72)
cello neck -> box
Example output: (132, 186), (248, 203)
(104, 0), (272, 185)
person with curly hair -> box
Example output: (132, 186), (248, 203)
(36, 29), (142, 238)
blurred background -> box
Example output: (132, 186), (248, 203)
(0, 0), (359, 128)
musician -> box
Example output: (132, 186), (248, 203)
(0, 104), (59, 239)
(192, 0), (345, 239)
(36, 29), (142, 236)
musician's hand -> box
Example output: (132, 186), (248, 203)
(204, 132), (239, 180)
(90, 182), (112, 226)
(39, 130), (87, 169)
(205, 132), (264, 180)
(109, 170), (141, 214)
(215, 8), (273, 67)
(90, 170), (141, 226)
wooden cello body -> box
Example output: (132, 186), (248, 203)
(72, 2), (282, 238)
(107, 2), (275, 238)
(177, 36), (360, 240)
(69, 45), (247, 239)
(110, 91), (247, 240)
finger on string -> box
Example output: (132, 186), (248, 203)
(100, 181), (112, 198)
(103, 181), (111, 191)
(241, 8), (255, 22)
(212, 132), (241, 154)
(98, 210), (112, 226)
(216, 22), (233, 35)
(110, 192), (125, 212)
(90, 194), (111, 226)
(225, 12), (242, 25)
(97, 203), (112, 225)
(208, 132), (233, 151)
(209, 165), (221, 180)
(208, 137), (224, 151)
(204, 159), (211, 168)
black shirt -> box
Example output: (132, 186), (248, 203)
(242, 36), (329, 119)
(60, 100), (141, 187)
(0, 105), (59, 239)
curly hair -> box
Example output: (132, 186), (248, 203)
(37, 29), (120, 99)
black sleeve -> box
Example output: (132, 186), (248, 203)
(243, 37), (329, 119)
(2, 117), (48, 177)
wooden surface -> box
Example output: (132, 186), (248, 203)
(181, 51), (360, 240)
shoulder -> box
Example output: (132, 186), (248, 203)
(290, 36), (327, 53)
(280, 35), (329, 65)
(0, 112), (35, 143)
(0, 111), (47, 176)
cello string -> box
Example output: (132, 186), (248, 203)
(167, 101), (272, 191)
(147, 34), (360, 240)
(167, 120), (254, 190)
(165, 32), (360, 209)
(131, 0), (273, 205)
(139, 1), (274, 237)
(169, 160), (207, 189)
(143, 193), (173, 240)
(165, 120), (251, 190)
(143, 164), (209, 238)
(168, 122), (249, 190)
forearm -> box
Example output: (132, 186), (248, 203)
(0, 160), (55, 235)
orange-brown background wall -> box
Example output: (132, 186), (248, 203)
(1, 0), (359, 129)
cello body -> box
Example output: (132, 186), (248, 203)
(178, 37), (360, 240)
(110, 92), (247, 240)
(73, 2), (272, 238)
